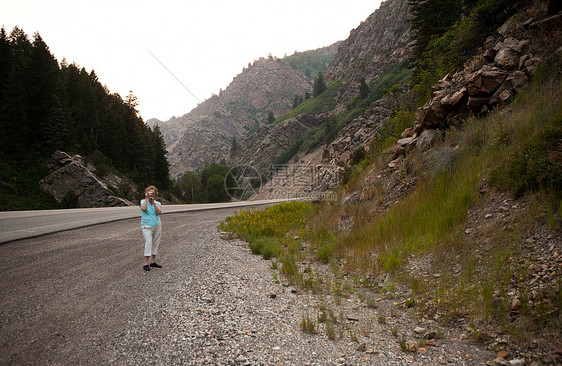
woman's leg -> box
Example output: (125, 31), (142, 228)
(150, 224), (162, 265)
(142, 226), (154, 266)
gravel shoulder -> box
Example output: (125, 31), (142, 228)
(0, 207), (493, 365)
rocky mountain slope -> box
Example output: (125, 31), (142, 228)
(324, 0), (411, 104)
(250, 0), (562, 201)
(149, 56), (316, 178)
(230, 113), (326, 179)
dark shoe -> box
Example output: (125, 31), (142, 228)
(150, 262), (162, 268)
(143, 265), (151, 271)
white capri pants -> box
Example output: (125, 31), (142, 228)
(141, 223), (162, 257)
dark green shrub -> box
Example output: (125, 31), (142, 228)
(489, 126), (562, 198)
(350, 147), (368, 166)
(370, 108), (416, 153)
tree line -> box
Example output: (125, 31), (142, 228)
(0, 27), (170, 209)
(174, 164), (237, 204)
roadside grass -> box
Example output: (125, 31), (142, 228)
(340, 152), (481, 274)
(218, 201), (311, 241)
(218, 200), (313, 285)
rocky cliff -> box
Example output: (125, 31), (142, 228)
(324, 0), (412, 105)
(230, 113), (326, 177)
(151, 56), (314, 178)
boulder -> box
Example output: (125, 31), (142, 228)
(491, 89), (512, 106)
(440, 88), (467, 107)
(493, 38), (528, 53)
(40, 151), (134, 208)
(401, 127), (414, 138)
(417, 99), (447, 130)
(494, 47), (520, 69)
(483, 48), (496, 61)
(490, 71), (529, 106)
(492, 38), (529, 69)
(396, 137), (414, 146)
(423, 146), (458, 177)
(416, 129), (442, 152)
(466, 66), (508, 96)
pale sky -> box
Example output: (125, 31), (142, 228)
(2, 0), (383, 121)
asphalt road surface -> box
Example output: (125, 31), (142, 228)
(0, 200), (286, 244)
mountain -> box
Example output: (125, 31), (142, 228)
(324, 0), (411, 103)
(231, 0), (412, 180)
(150, 56), (318, 178)
(279, 42), (341, 79)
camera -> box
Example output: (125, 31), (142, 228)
(148, 192), (154, 196)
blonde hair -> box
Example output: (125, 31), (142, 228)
(144, 185), (158, 197)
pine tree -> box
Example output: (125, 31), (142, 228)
(28, 33), (64, 153)
(358, 77), (370, 100)
(230, 136), (240, 157)
(151, 125), (170, 189)
(408, 0), (463, 59)
(292, 94), (303, 109)
(313, 73), (327, 97)
(0, 27), (32, 155)
(267, 111), (275, 124)
(125, 91), (140, 116)
(0, 27), (11, 105)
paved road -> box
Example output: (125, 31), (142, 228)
(0, 200), (286, 244)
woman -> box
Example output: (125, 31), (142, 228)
(140, 185), (163, 271)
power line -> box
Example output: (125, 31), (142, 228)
(145, 48), (201, 104)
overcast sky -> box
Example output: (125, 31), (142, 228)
(3, 0), (383, 121)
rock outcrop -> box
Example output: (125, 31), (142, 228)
(230, 114), (325, 178)
(39, 151), (134, 208)
(322, 94), (400, 166)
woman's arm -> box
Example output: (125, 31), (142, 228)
(154, 202), (162, 215)
(140, 197), (147, 211)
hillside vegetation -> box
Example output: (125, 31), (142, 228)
(271, 61), (411, 166)
(280, 49), (334, 79)
(221, 0), (561, 361)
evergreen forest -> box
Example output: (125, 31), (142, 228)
(0, 27), (170, 210)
